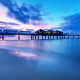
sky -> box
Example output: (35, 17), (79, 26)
(0, 0), (80, 32)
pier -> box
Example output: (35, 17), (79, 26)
(0, 30), (80, 40)
(0, 33), (80, 40)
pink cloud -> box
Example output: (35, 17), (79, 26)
(15, 22), (49, 31)
(0, 7), (57, 31)
(0, 9), (6, 17)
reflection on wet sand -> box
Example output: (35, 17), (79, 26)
(11, 50), (38, 59)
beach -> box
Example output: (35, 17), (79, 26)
(0, 39), (80, 80)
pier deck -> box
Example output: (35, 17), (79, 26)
(0, 33), (80, 40)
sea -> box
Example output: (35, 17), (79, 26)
(0, 35), (80, 80)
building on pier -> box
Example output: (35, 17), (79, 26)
(35, 29), (45, 34)
(35, 29), (63, 35)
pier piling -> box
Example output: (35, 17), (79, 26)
(50, 36), (51, 39)
(33, 35), (34, 39)
(18, 34), (20, 40)
(53, 36), (54, 39)
(35, 35), (36, 40)
(2, 34), (4, 40)
(38, 35), (39, 40)
(56, 36), (58, 39)
(73, 35), (74, 39)
(68, 35), (69, 39)
(64, 36), (65, 39)
(42, 35), (43, 39)
(60, 36), (61, 39)
(31, 35), (33, 40)
(48, 35), (49, 39)
(45, 36), (46, 39)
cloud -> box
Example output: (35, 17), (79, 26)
(0, 26), (35, 31)
(42, 9), (51, 16)
(44, 28), (62, 31)
(60, 12), (80, 32)
(72, 9), (79, 12)
(0, 26), (20, 31)
(0, 21), (21, 30)
(26, 29), (35, 31)
(0, 21), (19, 26)
(46, 18), (54, 21)
(63, 6), (72, 13)
(0, 0), (43, 24)
(70, 1), (75, 5)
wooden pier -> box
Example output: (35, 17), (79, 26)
(0, 30), (80, 40)
(0, 33), (80, 40)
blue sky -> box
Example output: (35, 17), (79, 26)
(0, 0), (80, 32)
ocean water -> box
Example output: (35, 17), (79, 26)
(0, 38), (80, 80)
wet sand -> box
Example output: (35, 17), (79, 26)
(0, 48), (80, 80)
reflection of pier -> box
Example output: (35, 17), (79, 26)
(0, 30), (80, 40)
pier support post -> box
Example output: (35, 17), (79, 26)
(31, 35), (33, 40)
(56, 35), (58, 39)
(78, 35), (79, 39)
(48, 35), (49, 39)
(73, 35), (74, 39)
(2, 34), (4, 40)
(68, 35), (69, 39)
(64, 36), (65, 39)
(53, 36), (54, 39)
(33, 35), (34, 40)
(38, 35), (39, 40)
(18, 34), (20, 40)
(35, 35), (36, 40)
(60, 36), (61, 39)
(50, 36), (51, 39)
(45, 36), (46, 39)
(42, 35), (43, 39)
